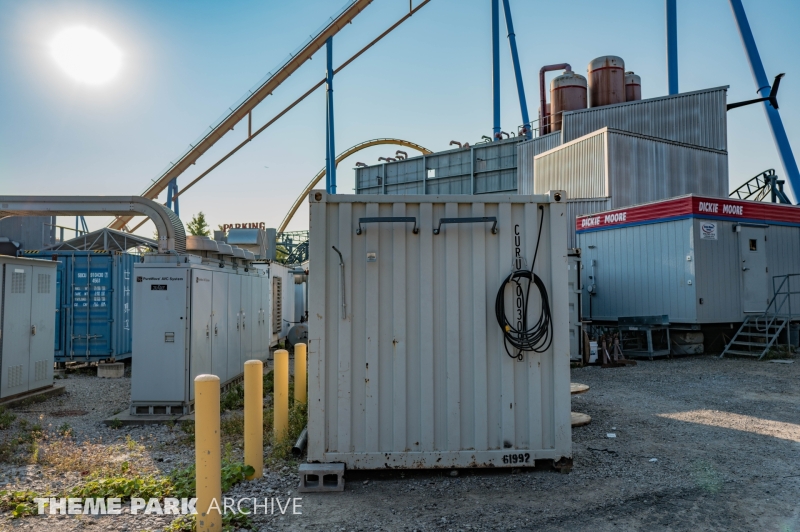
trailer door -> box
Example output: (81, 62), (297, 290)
(738, 226), (769, 313)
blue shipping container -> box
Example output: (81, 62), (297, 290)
(22, 251), (138, 362)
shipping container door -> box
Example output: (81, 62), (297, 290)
(211, 271), (229, 382)
(115, 254), (134, 359)
(29, 266), (55, 390)
(54, 265), (64, 355)
(189, 270), (213, 400)
(71, 254), (113, 360)
(738, 226), (769, 313)
(240, 275), (252, 368)
(1, 264), (32, 398)
(227, 274), (242, 380)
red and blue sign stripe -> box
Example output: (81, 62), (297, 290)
(576, 194), (800, 233)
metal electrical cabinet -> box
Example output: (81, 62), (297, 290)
(22, 251), (138, 363)
(308, 191), (571, 469)
(130, 255), (269, 414)
(0, 256), (57, 399)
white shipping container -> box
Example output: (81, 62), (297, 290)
(308, 191), (571, 469)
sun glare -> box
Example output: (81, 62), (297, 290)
(50, 26), (122, 85)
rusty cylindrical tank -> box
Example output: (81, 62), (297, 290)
(550, 70), (587, 132)
(587, 56), (625, 107)
(625, 71), (642, 102)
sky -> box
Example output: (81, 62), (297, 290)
(1, 0), (799, 238)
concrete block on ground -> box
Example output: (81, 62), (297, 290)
(98, 363), (124, 379)
(298, 463), (345, 493)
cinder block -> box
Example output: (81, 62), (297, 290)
(97, 363), (124, 379)
(298, 463), (345, 492)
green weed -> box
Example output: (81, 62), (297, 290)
(0, 407), (16, 430)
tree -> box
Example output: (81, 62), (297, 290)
(186, 212), (210, 236)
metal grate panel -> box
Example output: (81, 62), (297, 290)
(37, 273), (50, 293)
(8, 365), (23, 388)
(273, 276), (282, 333)
(35, 360), (47, 381)
(11, 272), (25, 293)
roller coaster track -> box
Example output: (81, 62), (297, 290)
(278, 138), (432, 233)
(112, 0), (431, 232)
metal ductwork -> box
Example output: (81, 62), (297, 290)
(0, 196), (186, 253)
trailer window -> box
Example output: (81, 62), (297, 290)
(749, 239), (757, 251)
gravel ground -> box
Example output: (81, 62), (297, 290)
(1, 355), (799, 531)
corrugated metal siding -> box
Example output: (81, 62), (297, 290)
(517, 132), (562, 195)
(693, 219), (743, 323)
(579, 214), (800, 325)
(562, 86), (728, 151)
(308, 192), (571, 469)
(534, 131), (608, 198)
(355, 138), (521, 196)
(566, 199), (612, 249)
(606, 130), (728, 207)
(533, 128), (728, 206)
(0, 216), (55, 250)
(578, 219), (698, 323)
(23, 251), (138, 362)
(764, 224), (800, 315)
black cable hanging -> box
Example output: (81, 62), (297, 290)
(494, 206), (553, 360)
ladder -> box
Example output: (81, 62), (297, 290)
(720, 273), (800, 359)
(719, 315), (787, 359)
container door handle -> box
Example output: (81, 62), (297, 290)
(433, 216), (498, 235)
(31, 325), (36, 336)
(356, 217), (419, 235)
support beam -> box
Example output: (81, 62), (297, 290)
(326, 37), (337, 194)
(165, 178), (180, 217)
(666, 0), (678, 95)
(729, 0), (800, 200)
(501, 0), (531, 139)
(492, 0), (500, 140)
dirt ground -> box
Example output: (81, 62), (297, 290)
(283, 355), (800, 532)
(2, 354), (799, 531)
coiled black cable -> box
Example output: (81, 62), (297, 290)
(494, 206), (553, 359)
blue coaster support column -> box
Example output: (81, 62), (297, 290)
(729, 0), (800, 200)
(666, 0), (678, 95)
(166, 178), (180, 217)
(502, 0), (530, 139)
(492, 0), (500, 140)
(325, 37), (337, 194)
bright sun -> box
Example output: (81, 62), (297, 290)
(50, 27), (121, 85)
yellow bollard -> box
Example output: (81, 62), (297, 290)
(274, 349), (289, 442)
(194, 374), (221, 532)
(294, 343), (307, 404)
(243, 360), (264, 480)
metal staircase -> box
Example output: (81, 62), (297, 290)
(720, 274), (800, 359)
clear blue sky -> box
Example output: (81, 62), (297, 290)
(1, 0), (799, 236)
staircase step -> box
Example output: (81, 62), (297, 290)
(724, 349), (764, 357)
(731, 340), (775, 347)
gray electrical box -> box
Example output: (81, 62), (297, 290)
(130, 253), (269, 415)
(0, 256), (57, 399)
